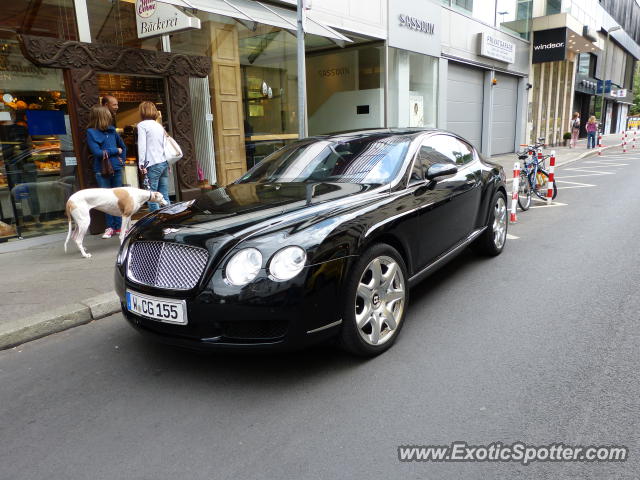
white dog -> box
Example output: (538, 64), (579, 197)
(64, 187), (167, 258)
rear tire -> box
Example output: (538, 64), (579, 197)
(473, 190), (508, 257)
(532, 169), (557, 200)
(339, 244), (408, 357)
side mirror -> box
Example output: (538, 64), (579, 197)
(426, 163), (458, 181)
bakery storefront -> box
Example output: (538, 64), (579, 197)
(0, 0), (352, 241)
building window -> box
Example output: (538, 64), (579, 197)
(497, 0), (533, 40)
(546, 0), (562, 15)
(578, 53), (596, 77)
(86, 0), (162, 51)
(0, 34), (77, 239)
(0, 0), (78, 40)
(388, 48), (438, 129)
(442, 0), (473, 14)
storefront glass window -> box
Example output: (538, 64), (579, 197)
(546, 0), (562, 15)
(388, 48), (438, 129)
(496, 0), (532, 40)
(0, 0), (77, 40)
(306, 42), (385, 136)
(87, 0), (162, 50)
(170, 12), (298, 185)
(0, 35), (76, 239)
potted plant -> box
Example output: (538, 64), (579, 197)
(562, 132), (571, 146)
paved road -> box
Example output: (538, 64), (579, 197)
(1, 150), (639, 479)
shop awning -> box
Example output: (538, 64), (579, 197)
(159, 0), (351, 42)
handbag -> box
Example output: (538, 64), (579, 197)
(100, 150), (114, 177)
(163, 133), (183, 165)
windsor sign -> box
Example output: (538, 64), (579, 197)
(532, 28), (567, 63)
(135, 0), (201, 39)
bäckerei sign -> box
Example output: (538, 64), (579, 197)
(135, 0), (201, 39)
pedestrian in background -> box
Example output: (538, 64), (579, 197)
(569, 112), (580, 148)
(86, 105), (126, 238)
(586, 115), (598, 149)
(137, 101), (170, 211)
(101, 94), (119, 126)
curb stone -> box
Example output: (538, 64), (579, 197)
(0, 291), (120, 351)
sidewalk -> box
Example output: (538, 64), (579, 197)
(0, 133), (624, 350)
(490, 133), (622, 174)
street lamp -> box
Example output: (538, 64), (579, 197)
(600, 25), (622, 133)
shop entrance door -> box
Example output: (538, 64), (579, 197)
(96, 73), (173, 196)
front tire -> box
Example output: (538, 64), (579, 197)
(517, 171), (531, 211)
(339, 244), (408, 357)
(473, 190), (508, 256)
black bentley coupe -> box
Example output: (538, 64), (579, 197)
(116, 129), (508, 356)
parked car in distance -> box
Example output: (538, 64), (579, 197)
(115, 128), (508, 356)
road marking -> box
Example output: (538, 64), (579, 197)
(529, 201), (568, 209)
(554, 180), (596, 188)
(583, 161), (628, 166)
(506, 233), (519, 240)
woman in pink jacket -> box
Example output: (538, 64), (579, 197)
(586, 116), (598, 149)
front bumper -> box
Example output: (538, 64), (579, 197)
(115, 257), (350, 352)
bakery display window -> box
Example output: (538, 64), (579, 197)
(0, 37), (77, 239)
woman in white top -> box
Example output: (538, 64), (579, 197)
(137, 101), (170, 211)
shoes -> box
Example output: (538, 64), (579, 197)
(102, 228), (114, 239)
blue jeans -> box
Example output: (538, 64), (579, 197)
(147, 162), (170, 211)
(587, 131), (596, 148)
(95, 169), (123, 230)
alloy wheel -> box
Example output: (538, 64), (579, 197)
(354, 256), (406, 346)
(493, 196), (507, 249)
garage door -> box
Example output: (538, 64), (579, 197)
(447, 63), (484, 150)
(491, 73), (518, 155)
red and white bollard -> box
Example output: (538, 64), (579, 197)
(622, 130), (627, 153)
(511, 162), (520, 223)
(598, 133), (603, 156)
(546, 151), (556, 204)
(634, 129), (637, 150)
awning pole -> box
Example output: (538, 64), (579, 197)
(297, 0), (308, 139)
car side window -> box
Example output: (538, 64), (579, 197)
(422, 135), (474, 167)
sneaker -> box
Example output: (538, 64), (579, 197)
(113, 229), (121, 235)
(102, 228), (114, 239)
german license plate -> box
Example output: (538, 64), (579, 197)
(126, 290), (187, 325)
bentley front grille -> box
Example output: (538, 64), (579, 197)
(127, 241), (209, 290)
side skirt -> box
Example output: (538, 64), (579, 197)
(408, 227), (487, 287)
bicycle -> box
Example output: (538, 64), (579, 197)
(520, 151), (557, 203)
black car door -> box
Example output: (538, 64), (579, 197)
(414, 134), (482, 267)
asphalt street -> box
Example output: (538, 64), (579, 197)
(1, 149), (639, 480)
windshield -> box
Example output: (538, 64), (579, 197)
(236, 135), (411, 185)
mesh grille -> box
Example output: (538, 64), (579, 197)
(128, 241), (209, 290)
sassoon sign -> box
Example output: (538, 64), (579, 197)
(135, 0), (201, 39)
(532, 28), (567, 63)
(389, 0), (441, 57)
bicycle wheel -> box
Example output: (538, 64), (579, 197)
(517, 170), (531, 211)
(532, 169), (558, 200)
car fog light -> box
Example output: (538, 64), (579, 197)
(225, 248), (263, 286)
(268, 246), (307, 281)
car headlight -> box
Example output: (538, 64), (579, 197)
(225, 248), (263, 286)
(268, 246), (307, 281)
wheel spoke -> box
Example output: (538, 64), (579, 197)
(383, 290), (404, 305)
(380, 261), (397, 290)
(369, 258), (383, 289)
(368, 315), (382, 345)
(382, 306), (398, 330)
